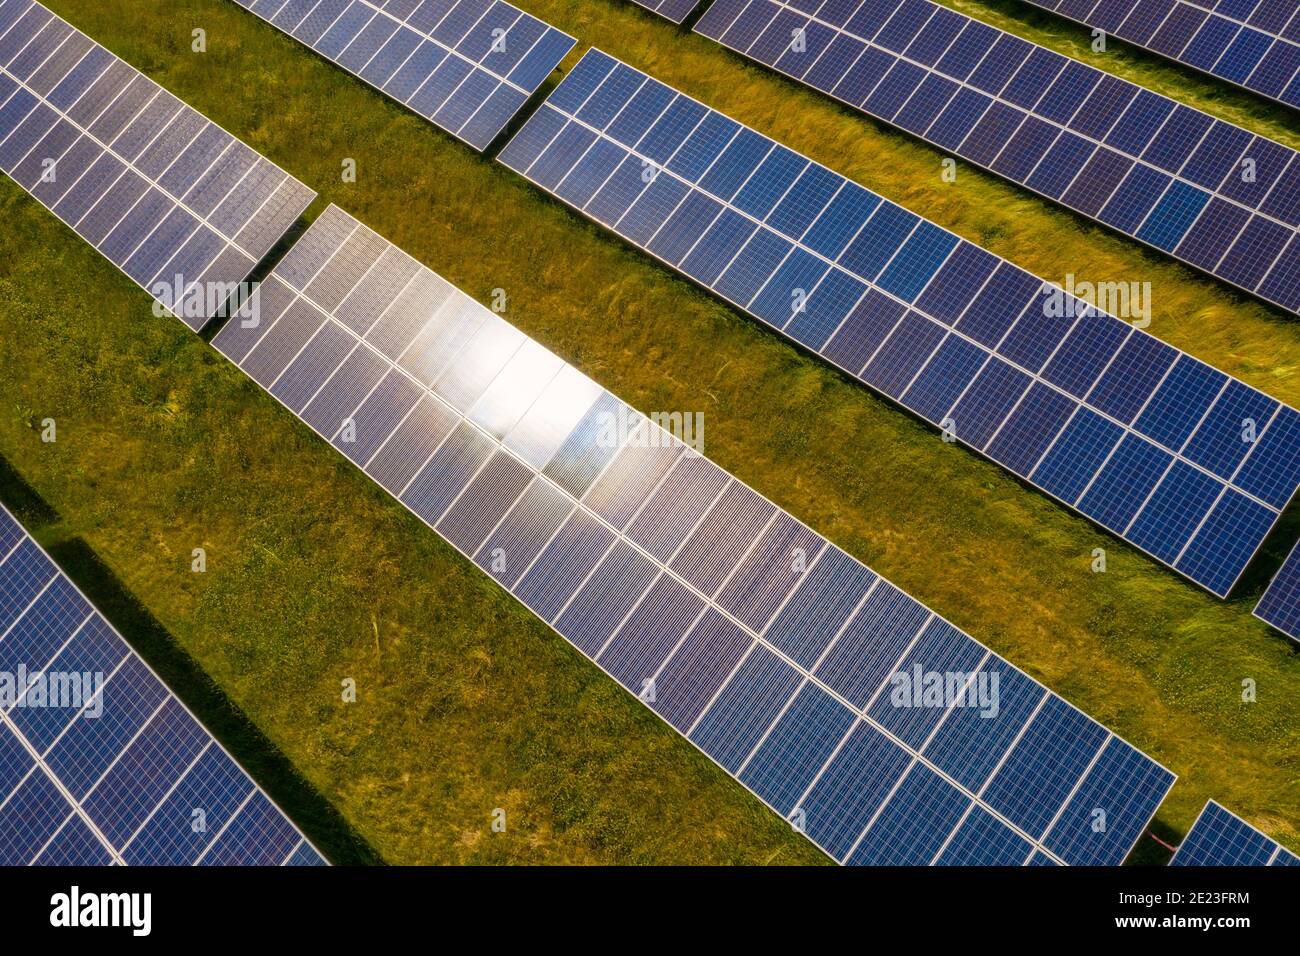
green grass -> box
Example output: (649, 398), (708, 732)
(1, 0), (1298, 863)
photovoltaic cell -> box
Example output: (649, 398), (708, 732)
(498, 48), (1300, 597)
(626, 0), (703, 25)
(228, 0), (575, 150)
(1171, 800), (1299, 866)
(0, 503), (326, 866)
(1022, 0), (1300, 110)
(693, 0), (1300, 315)
(212, 202), (1175, 865)
(1253, 536), (1300, 641)
(0, 0), (316, 329)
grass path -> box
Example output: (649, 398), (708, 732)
(0, 0), (1296, 863)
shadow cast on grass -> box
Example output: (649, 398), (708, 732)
(46, 537), (384, 865)
(200, 213), (316, 345)
(1, 452), (381, 864)
(1130, 815), (1179, 866)
(0, 453), (59, 531)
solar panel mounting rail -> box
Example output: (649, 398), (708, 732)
(0, 0), (317, 330)
(498, 47), (1300, 600)
(0, 503), (327, 865)
(693, 0), (1300, 316)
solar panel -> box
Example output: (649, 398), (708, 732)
(228, 0), (575, 151)
(627, 0), (704, 25)
(498, 48), (1300, 598)
(693, 0), (1300, 316)
(1253, 537), (1300, 641)
(211, 202), (1175, 865)
(0, 0), (316, 330)
(1170, 800), (1299, 865)
(1022, 0), (1300, 109)
(0, 503), (327, 866)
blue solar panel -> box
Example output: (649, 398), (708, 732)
(228, 0), (575, 151)
(498, 48), (1300, 597)
(627, 0), (703, 24)
(212, 202), (1176, 865)
(0, 0), (316, 330)
(693, 0), (1300, 315)
(1023, 0), (1300, 109)
(1171, 799), (1299, 866)
(0, 504), (326, 865)
(1253, 536), (1300, 641)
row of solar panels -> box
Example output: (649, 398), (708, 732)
(626, 2), (1300, 637)
(241, 0), (1300, 320)
(162, 0), (1295, 619)
(512, 0), (1300, 864)
(0, 0), (317, 327)
(0, 0), (1293, 865)
(1023, 0), (1300, 110)
(692, 0), (1300, 316)
(229, 0), (576, 150)
(0, 505), (327, 865)
(208, 203), (1177, 866)
(687, 0), (1300, 141)
(500, 48), (1300, 606)
(0, 0), (332, 865)
(1172, 799), (1300, 866)
(0, 5), (1180, 858)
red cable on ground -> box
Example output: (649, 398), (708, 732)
(1149, 832), (1178, 853)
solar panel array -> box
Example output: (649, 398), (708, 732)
(229, 0), (575, 151)
(627, 0), (703, 25)
(499, 49), (1300, 598)
(0, 504), (327, 866)
(1253, 537), (1300, 641)
(0, 0), (316, 330)
(1022, 0), (1300, 109)
(693, 0), (1300, 315)
(1170, 800), (1300, 865)
(211, 202), (1175, 866)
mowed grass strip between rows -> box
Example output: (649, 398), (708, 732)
(0, 0), (1297, 863)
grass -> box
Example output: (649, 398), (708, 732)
(0, 0), (1297, 863)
